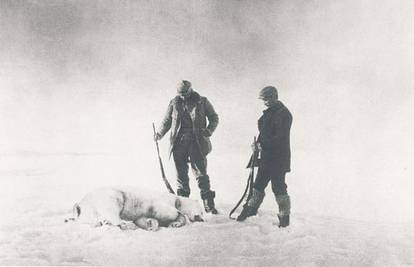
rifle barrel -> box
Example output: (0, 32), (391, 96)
(152, 123), (175, 194)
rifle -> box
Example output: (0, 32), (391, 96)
(229, 136), (259, 220)
(152, 123), (175, 194)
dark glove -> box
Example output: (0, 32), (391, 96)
(201, 128), (212, 137)
(154, 132), (162, 141)
(251, 141), (262, 152)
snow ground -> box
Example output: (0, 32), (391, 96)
(0, 154), (413, 266)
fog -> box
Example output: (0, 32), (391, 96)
(1, 0), (413, 222)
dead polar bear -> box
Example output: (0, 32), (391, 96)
(70, 187), (204, 231)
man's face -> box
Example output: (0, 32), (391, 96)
(178, 88), (192, 100)
(262, 95), (277, 107)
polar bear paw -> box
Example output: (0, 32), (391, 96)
(168, 214), (187, 228)
(134, 217), (160, 231)
(168, 221), (185, 228)
(145, 218), (159, 231)
(118, 221), (138, 231)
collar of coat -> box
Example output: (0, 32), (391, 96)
(263, 100), (285, 114)
(173, 91), (201, 105)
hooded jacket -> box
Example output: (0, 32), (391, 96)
(157, 91), (219, 157)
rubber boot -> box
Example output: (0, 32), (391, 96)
(201, 190), (218, 214)
(236, 188), (265, 221)
(277, 214), (290, 228)
(275, 194), (290, 227)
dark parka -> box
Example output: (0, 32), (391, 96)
(157, 92), (219, 157)
(258, 100), (292, 173)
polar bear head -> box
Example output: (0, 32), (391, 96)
(176, 197), (204, 222)
(70, 202), (103, 227)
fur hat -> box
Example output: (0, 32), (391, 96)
(177, 80), (192, 94)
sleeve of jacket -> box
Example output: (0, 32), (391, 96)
(157, 100), (174, 138)
(204, 97), (219, 135)
(260, 109), (292, 148)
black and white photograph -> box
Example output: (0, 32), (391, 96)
(1, 0), (413, 266)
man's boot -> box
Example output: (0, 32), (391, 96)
(201, 190), (218, 214)
(275, 194), (290, 228)
(236, 188), (265, 221)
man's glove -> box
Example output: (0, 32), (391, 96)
(251, 141), (262, 152)
(201, 128), (212, 137)
(154, 132), (162, 141)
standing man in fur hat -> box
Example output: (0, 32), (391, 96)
(237, 86), (292, 227)
(154, 80), (219, 214)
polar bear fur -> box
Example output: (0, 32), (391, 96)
(71, 187), (204, 231)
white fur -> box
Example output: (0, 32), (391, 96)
(71, 187), (204, 231)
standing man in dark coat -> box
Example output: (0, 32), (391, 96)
(154, 80), (219, 214)
(237, 86), (292, 227)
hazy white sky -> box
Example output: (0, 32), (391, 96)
(1, 0), (413, 221)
